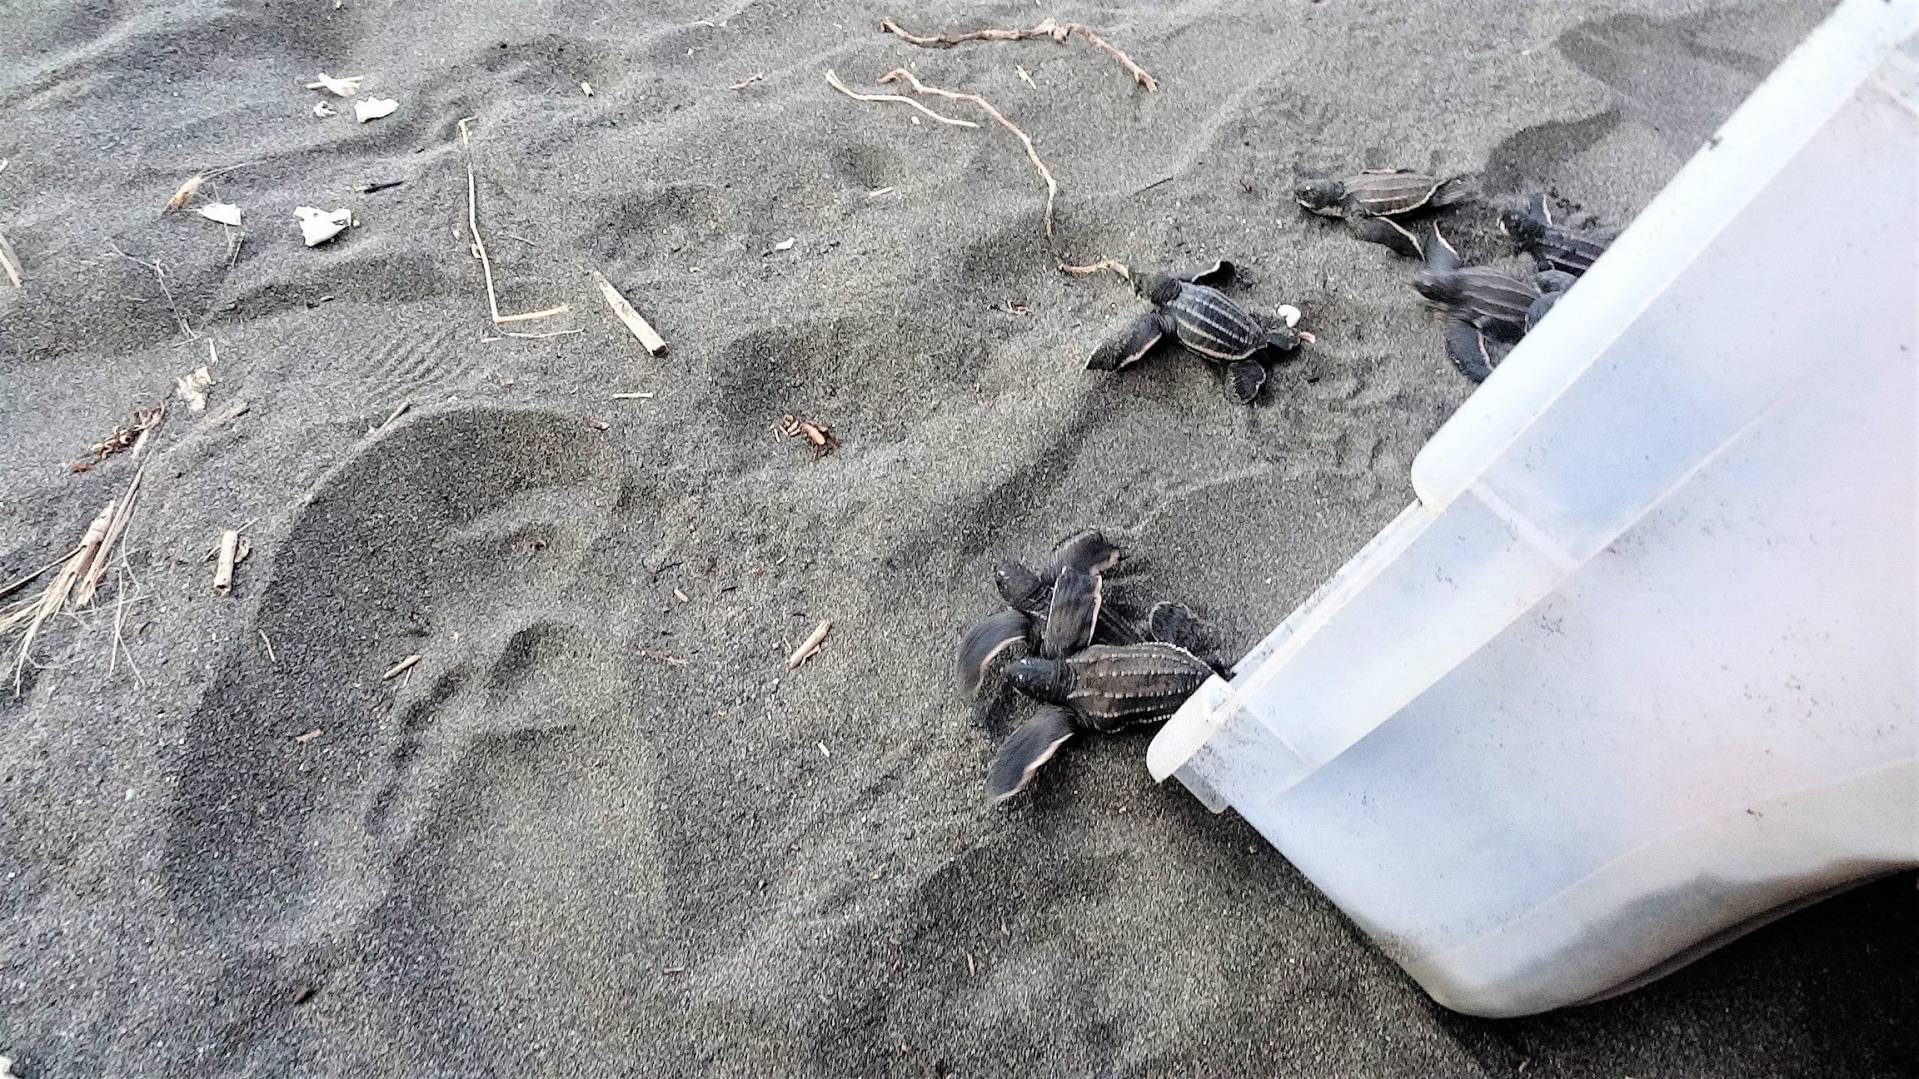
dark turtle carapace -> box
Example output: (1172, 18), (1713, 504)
(987, 605), (1215, 802)
(1410, 226), (1541, 383)
(1294, 168), (1470, 258)
(1088, 268), (1309, 405)
(1499, 193), (1613, 276)
(956, 529), (1126, 696)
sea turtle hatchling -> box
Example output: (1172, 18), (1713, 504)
(1526, 269), (1577, 333)
(1088, 268), (1310, 404)
(986, 568), (1216, 801)
(1410, 226), (1541, 383)
(1499, 193), (1614, 276)
(956, 529), (1125, 696)
(1295, 168), (1471, 258)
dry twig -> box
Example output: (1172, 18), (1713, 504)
(457, 118), (571, 326)
(0, 227), (21, 288)
(591, 269), (667, 353)
(1057, 257), (1131, 281)
(382, 654), (421, 680)
(824, 70), (977, 128)
(729, 72), (765, 90)
(877, 68), (1059, 236)
(213, 530), (240, 595)
(786, 618), (832, 669)
(878, 17), (1157, 92)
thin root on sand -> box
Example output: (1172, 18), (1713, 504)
(878, 17), (1158, 92)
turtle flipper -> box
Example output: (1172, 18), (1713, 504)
(1045, 529), (1121, 578)
(958, 608), (1032, 696)
(1225, 359), (1267, 404)
(1525, 190), (1552, 225)
(1348, 214), (1424, 259)
(1181, 259), (1236, 288)
(1525, 290), (1565, 334)
(1089, 311), (1167, 371)
(1040, 568), (1100, 659)
(987, 704), (1077, 802)
(1443, 319), (1495, 382)
(1425, 225), (1463, 273)
(1145, 601), (1223, 670)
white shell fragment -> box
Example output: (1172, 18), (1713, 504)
(771, 237), (796, 252)
(1276, 304), (1302, 328)
(306, 72), (363, 96)
(581, 81), (594, 96)
(296, 206), (354, 247)
(175, 365), (214, 413)
(353, 97), (397, 123)
(314, 102), (337, 118)
(198, 202), (243, 227)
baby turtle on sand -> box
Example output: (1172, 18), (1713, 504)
(957, 529), (1125, 695)
(1410, 226), (1540, 383)
(1526, 269), (1577, 333)
(987, 570), (1216, 802)
(1088, 267), (1310, 404)
(1499, 193), (1614, 276)
(1295, 169), (1470, 258)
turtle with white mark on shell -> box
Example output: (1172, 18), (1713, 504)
(1087, 262), (1311, 405)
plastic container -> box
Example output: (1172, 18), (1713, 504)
(1147, 0), (1919, 1018)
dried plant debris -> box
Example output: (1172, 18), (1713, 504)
(314, 102), (338, 118)
(353, 97), (398, 123)
(296, 206), (354, 246)
(592, 269), (667, 353)
(779, 414), (840, 459)
(69, 406), (164, 473)
(0, 228), (19, 288)
(164, 173), (206, 214)
(213, 529), (241, 595)
(824, 69), (976, 128)
(787, 619), (832, 669)
(306, 72), (364, 96)
(175, 365), (214, 412)
(198, 202), (243, 227)
(878, 17), (1159, 92)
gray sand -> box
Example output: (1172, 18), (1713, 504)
(2, 1), (1913, 1075)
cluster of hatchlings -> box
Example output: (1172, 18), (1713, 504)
(1088, 167), (1614, 395)
(957, 530), (1225, 802)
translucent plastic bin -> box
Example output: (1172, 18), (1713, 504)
(1148, 0), (1919, 1018)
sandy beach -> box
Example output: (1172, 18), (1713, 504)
(2, 0), (1914, 1075)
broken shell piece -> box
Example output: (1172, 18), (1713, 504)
(313, 102), (337, 118)
(198, 202), (243, 227)
(1276, 304), (1302, 328)
(176, 366), (214, 413)
(306, 72), (363, 96)
(296, 206), (354, 246)
(353, 97), (398, 123)
(581, 81), (594, 96)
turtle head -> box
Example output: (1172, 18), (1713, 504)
(1292, 178), (1344, 213)
(1138, 272), (1183, 306)
(1497, 204), (1544, 243)
(994, 559), (1045, 607)
(1409, 269), (1461, 308)
(1006, 657), (1068, 704)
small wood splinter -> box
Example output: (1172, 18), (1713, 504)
(787, 619), (832, 669)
